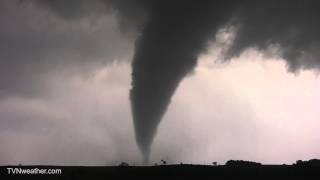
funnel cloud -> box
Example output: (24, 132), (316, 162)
(129, 1), (234, 161)
(29, 0), (320, 162)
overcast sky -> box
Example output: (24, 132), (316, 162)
(0, 0), (320, 165)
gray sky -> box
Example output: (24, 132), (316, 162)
(0, 0), (320, 165)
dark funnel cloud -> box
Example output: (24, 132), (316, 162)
(33, 0), (320, 162)
(129, 0), (235, 162)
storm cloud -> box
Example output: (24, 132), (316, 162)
(0, 0), (133, 98)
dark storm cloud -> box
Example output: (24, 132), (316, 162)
(37, 0), (147, 35)
(226, 0), (320, 72)
(0, 0), (132, 97)
(35, 0), (107, 19)
(2, 0), (320, 162)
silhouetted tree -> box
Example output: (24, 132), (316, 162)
(226, 160), (261, 166)
(295, 159), (320, 166)
(119, 162), (129, 166)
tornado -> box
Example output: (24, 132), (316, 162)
(129, 1), (229, 162)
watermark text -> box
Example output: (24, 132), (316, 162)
(6, 167), (62, 175)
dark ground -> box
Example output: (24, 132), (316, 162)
(1, 159), (319, 180)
